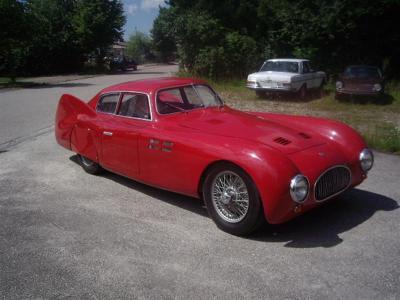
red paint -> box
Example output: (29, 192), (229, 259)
(55, 78), (369, 224)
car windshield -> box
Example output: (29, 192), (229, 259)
(157, 84), (223, 115)
(260, 61), (299, 73)
(344, 66), (381, 78)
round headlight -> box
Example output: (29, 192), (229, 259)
(290, 174), (309, 203)
(359, 148), (374, 172)
(373, 83), (382, 92)
(336, 81), (343, 90)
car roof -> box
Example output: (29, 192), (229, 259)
(266, 58), (309, 63)
(100, 77), (207, 94)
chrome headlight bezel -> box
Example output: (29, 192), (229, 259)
(373, 83), (382, 92)
(289, 174), (310, 203)
(359, 148), (374, 172)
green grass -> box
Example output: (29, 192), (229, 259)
(178, 72), (400, 154)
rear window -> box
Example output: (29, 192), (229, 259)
(97, 94), (120, 114)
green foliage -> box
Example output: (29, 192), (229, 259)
(0, 0), (125, 76)
(153, 0), (400, 79)
(0, 0), (29, 80)
(126, 31), (153, 63)
(151, 7), (177, 62)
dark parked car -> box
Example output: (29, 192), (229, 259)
(335, 65), (384, 99)
(110, 56), (137, 71)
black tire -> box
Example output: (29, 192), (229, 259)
(202, 162), (264, 236)
(298, 84), (307, 100)
(78, 155), (102, 175)
(318, 80), (325, 98)
(256, 90), (266, 98)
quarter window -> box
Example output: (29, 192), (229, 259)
(97, 94), (120, 114)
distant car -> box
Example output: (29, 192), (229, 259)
(110, 56), (137, 71)
(247, 59), (326, 99)
(55, 77), (373, 236)
(335, 65), (384, 98)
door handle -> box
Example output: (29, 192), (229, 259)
(103, 131), (113, 136)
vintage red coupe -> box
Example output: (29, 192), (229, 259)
(55, 77), (373, 235)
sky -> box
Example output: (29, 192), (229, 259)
(122, 0), (166, 40)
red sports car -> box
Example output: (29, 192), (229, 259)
(55, 77), (373, 235)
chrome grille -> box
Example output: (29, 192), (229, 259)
(315, 166), (351, 201)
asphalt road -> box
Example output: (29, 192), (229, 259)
(0, 64), (178, 148)
(0, 65), (399, 299)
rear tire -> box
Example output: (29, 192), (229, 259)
(79, 155), (102, 175)
(202, 163), (264, 236)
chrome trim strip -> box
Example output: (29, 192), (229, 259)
(313, 165), (352, 202)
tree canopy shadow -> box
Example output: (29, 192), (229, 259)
(69, 155), (398, 247)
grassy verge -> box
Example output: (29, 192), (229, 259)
(179, 72), (400, 154)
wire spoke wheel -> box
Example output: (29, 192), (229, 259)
(211, 171), (250, 223)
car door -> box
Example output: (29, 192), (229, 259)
(99, 92), (151, 178)
(304, 61), (320, 88)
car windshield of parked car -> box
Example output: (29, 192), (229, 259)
(344, 66), (381, 78)
(157, 85), (222, 114)
(260, 61), (299, 73)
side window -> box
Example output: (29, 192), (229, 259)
(118, 93), (151, 120)
(157, 88), (185, 114)
(97, 94), (120, 114)
(302, 62), (310, 73)
(183, 86), (203, 106)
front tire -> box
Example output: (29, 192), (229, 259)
(202, 163), (264, 236)
(298, 84), (307, 100)
(256, 90), (266, 98)
(78, 155), (102, 175)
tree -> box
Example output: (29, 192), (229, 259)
(126, 31), (153, 63)
(72, 0), (126, 63)
(0, 0), (126, 76)
(0, 0), (29, 80)
(152, 0), (400, 79)
(151, 7), (177, 62)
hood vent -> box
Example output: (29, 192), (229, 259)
(298, 132), (311, 139)
(273, 137), (292, 145)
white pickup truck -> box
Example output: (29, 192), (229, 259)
(246, 59), (326, 99)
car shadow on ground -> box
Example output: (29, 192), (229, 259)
(30, 82), (94, 89)
(258, 89), (330, 103)
(336, 93), (394, 105)
(250, 188), (398, 248)
(69, 155), (398, 247)
(69, 155), (209, 218)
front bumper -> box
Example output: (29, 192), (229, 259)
(246, 82), (295, 93)
(336, 89), (382, 96)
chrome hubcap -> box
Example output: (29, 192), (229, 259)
(211, 171), (249, 223)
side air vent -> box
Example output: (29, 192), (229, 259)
(273, 137), (292, 145)
(298, 132), (311, 139)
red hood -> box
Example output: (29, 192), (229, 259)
(178, 107), (325, 154)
